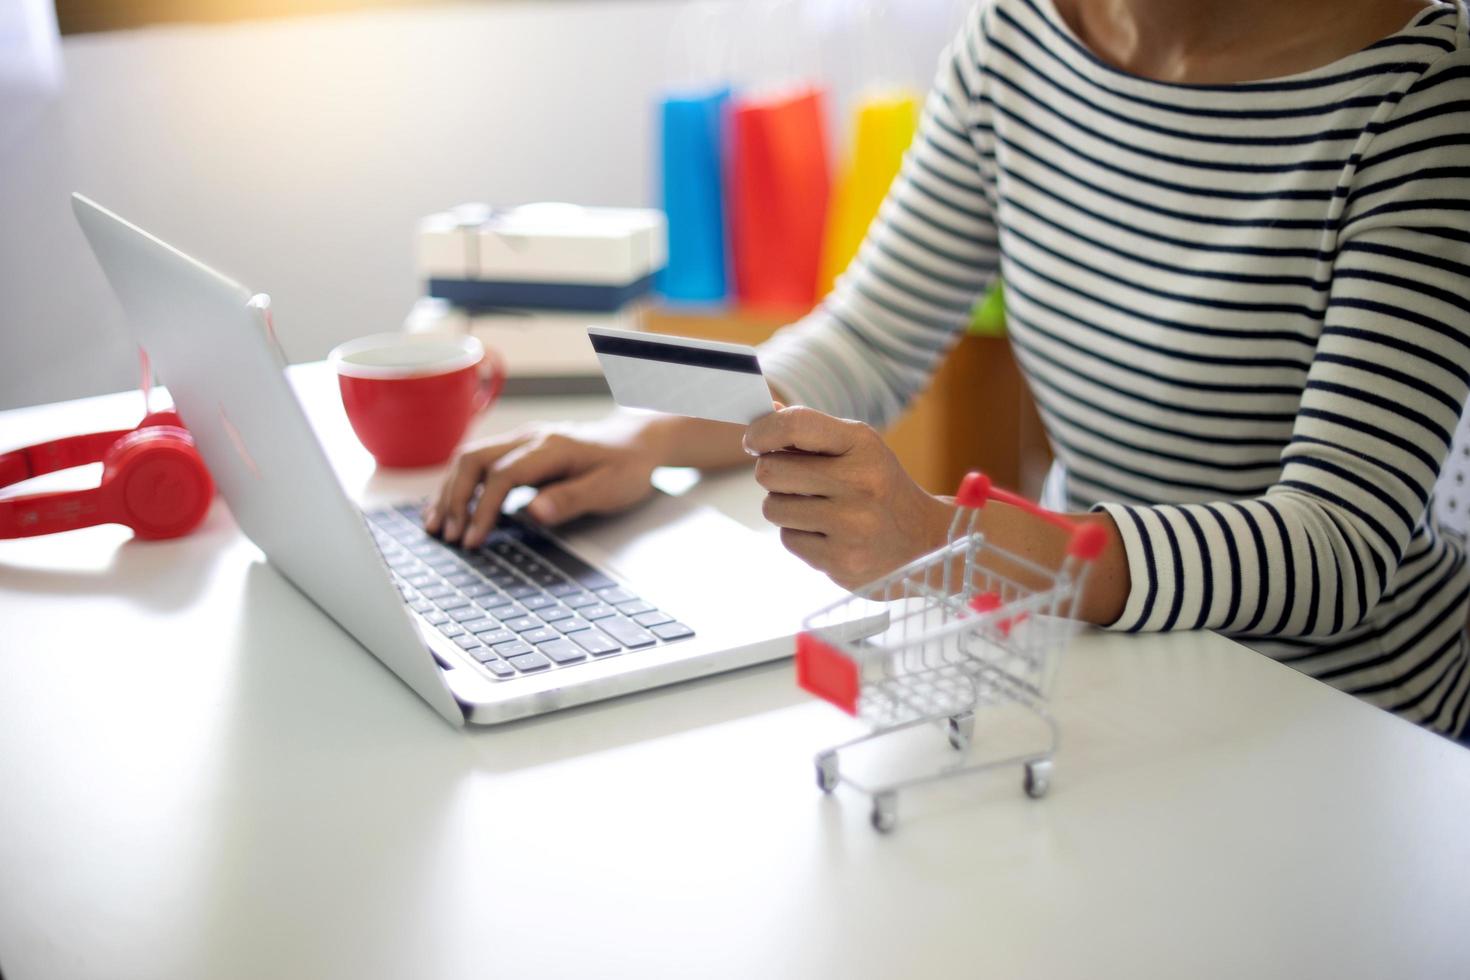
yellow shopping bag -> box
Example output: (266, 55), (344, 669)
(816, 90), (918, 298)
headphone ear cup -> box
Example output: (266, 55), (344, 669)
(100, 426), (214, 539)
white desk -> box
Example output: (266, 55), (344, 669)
(1, 365), (1467, 980)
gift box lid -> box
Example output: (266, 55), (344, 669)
(417, 203), (667, 286)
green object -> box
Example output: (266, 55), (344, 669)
(968, 280), (1006, 337)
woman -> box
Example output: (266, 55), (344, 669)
(428, 0), (1470, 739)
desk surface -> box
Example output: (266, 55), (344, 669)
(2, 365), (1468, 980)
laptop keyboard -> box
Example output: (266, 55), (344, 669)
(363, 504), (694, 680)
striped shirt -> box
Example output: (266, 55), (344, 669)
(760, 0), (1470, 736)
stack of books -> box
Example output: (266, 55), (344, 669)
(408, 203), (666, 393)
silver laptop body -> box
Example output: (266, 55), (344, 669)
(72, 193), (858, 726)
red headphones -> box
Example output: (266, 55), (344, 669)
(0, 408), (214, 541)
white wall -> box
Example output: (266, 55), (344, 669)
(0, 0), (967, 410)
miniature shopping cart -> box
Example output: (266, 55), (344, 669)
(796, 471), (1105, 832)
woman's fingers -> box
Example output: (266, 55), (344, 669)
(761, 492), (832, 533)
(751, 406), (951, 590)
(527, 465), (637, 526)
(779, 526), (829, 572)
(431, 453), (490, 543)
(462, 436), (579, 548)
(426, 432), (529, 538)
(744, 405), (860, 457)
(753, 451), (839, 497)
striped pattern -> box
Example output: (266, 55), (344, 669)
(760, 0), (1470, 736)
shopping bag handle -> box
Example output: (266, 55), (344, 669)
(955, 471), (1107, 562)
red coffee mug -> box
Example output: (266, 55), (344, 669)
(330, 332), (505, 468)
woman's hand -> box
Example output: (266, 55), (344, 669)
(744, 406), (955, 590)
(425, 414), (665, 549)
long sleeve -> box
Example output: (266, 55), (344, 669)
(759, 11), (1001, 429)
(1096, 48), (1470, 640)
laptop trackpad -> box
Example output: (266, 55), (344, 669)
(555, 492), (846, 638)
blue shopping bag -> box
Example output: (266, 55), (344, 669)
(656, 87), (731, 304)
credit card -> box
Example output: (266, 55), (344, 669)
(588, 326), (775, 425)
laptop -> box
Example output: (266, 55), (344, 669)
(71, 193), (872, 727)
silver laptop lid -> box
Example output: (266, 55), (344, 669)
(71, 193), (465, 725)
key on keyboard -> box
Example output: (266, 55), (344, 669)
(539, 639), (587, 664)
(570, 629), (620, 656)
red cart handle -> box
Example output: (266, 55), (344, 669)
(955, 471), (1107, 562)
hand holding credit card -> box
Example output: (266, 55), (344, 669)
(588, 327), (776, 425)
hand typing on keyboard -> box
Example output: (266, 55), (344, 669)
(425, 415), (664, 548)
(424, 411), (755, 549)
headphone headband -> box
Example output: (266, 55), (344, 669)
(0, 429), (133, 491)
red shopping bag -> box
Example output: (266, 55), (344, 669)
(727, 86), (832, 312)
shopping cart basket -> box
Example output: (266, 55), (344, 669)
(796, 471), (1105, 831)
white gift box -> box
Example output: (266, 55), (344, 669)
(416, 204), (488, 280)
(417, 204), (667, 310)
(404, 297), (646, 392)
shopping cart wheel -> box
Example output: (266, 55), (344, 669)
(1023, 759), (1053, 799)
(946, 711), (975, 751)
(871, 792), (898, 833)
(815, 752), (840, 793)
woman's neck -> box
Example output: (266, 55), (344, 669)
(1052, 0), (1434, 84)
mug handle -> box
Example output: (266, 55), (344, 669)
(475, 344), (507, 414)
